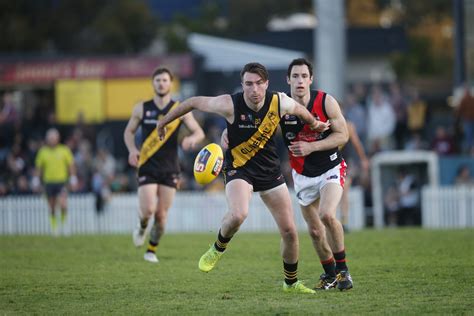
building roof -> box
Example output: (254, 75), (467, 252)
(188, 33), (305, 72)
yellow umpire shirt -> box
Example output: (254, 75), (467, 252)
(35, 144), (74, 183)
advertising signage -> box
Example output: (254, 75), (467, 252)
(0, 55), (194, 84)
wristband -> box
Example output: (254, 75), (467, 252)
(69, 175), (78, 186)
(31, 176), (40, 188)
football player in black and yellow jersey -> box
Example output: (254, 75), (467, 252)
(157, 62), (329, 294)
(124, 67), (204, 263)
(281, 58), (353, 290)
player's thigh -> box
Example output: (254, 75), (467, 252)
(319, 183), (343, 216)
(138, 184), (158, 211)
(300, 200), (323, 229)
(157, 185), (176, 212)
(260, 184), (296, 231)
(225, 179), (252, 217)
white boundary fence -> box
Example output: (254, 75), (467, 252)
(422, 186), (474, 228)
(0, 188), (365, 235)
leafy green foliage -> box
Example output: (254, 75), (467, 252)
(391, 36), (452, 79)
(0, 229), (473, 314)
(0, 0), (159, 54)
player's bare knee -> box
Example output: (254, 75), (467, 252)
(321, 212), (337, 227)
(155, 209), (168, 222)
(141, 206), (154, 218)
(308, 227), (325, 242)
(280, 227), (298, 243)
(230, 211), (247, 226)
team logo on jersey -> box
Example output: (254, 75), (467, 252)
(285, 132), (296, 140)
(239, 113), (258, 128)
(144, 119), (158, 124)
(240, 114), (253, 121)
(327, 175), (339, 180)
(283, 114), (298, 125)
(297, 131), (318, 142)
(146, 110), (157, 117)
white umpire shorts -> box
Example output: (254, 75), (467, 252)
(292, 160), (347, 206)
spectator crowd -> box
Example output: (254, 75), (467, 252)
(1, 81), (473, 224)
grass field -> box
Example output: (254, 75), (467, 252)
(1, 228), (473, 315)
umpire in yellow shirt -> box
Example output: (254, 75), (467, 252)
(34, 128), (77, 235)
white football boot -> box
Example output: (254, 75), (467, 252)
(144, 252), (159, 263)
(132, 224), (146, 247)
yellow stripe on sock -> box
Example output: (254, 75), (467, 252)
(147, 244), (157, 253)
(216, 240), (228, 249)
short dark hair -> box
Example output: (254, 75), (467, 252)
(240, 62), (269, 82)
(287, 58), (313, 78)
(152, 67), (173, 81)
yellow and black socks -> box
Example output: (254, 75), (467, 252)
(334, 249), (348, 273)
(140, 218), (148, 231)
(147, 223), (162, 254)
(321, 257), (336, 278)
(147, 241), (158, 254)
(214, 229), (232, 252)
(283, 261), (298, 285)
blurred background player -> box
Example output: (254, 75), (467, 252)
(123, 67), (204, 263)
(33, 128), (77, 236)
(281, 58), (353, 290)
(157, 62), (328, 294)
(339, 120), (370, 232)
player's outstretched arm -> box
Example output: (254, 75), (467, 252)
(279, 92), (329, 132)
(157, 94), (234, 140)
(286, 94), (348, 157)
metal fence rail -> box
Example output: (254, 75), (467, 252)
(0, 188), (365, 235)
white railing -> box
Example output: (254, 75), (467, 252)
(422, 186), (474, 228)
(0, 188), (365, 235)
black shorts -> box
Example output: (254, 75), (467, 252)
(223, 168), (285, 192)
(45, 183), (67, 197)
(137, 171), (180, 189)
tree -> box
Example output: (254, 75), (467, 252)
(0, 0), (159, 55)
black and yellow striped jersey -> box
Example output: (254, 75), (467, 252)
(138, 99), (182, 174)
(224, 91), (282, 177)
